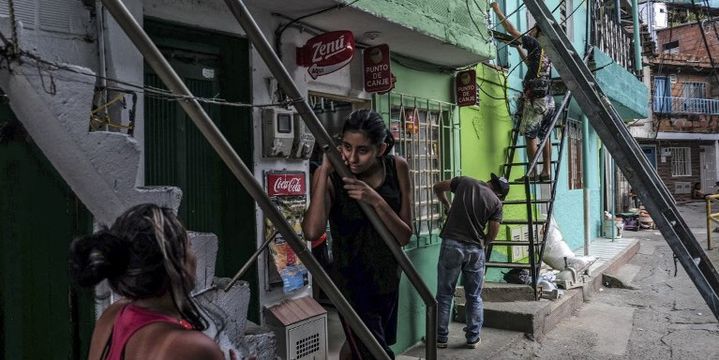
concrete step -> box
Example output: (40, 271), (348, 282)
(189, 232), (219, 292)
(453, 239), (640, 341)
(0, 17), (182, 224)
(456, 283), (536, 303)
(195, 278), (252, 347)
(237, 321), (278, 360)
(602, 263), (642, 290)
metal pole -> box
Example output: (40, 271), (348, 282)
(98, 1), (390, 359)
(631, 0), (642, 73)
(707, 198), (712, 250)
(582, 114), (591, 255)
(222, 1), (437, 359)
(225, 231), (276, 290)
(611, 157), (616, 242)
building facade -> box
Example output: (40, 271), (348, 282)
(0, 0), (651, 358)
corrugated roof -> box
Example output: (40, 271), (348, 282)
(265, 296), (327, 326)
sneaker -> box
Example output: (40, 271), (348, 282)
(437, 340), (448, 349)
(514, 174), (538, 183)
(466, 338), (481, 349)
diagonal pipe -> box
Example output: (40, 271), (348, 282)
(222, 1), (437, 358)
(98, 1), (392, 358)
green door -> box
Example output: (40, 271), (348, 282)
(0, 105), (95, 359)
(143, 21), (259, 321)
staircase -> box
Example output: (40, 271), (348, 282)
(485, 93), (573, 298)
(0, 15), (274, 359)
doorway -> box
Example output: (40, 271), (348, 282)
(143, 20), (259, 320)
(700, 145), (716, 195)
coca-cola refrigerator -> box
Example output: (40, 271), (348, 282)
(264, 171), (309, 294)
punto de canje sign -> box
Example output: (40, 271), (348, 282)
(296, 31), (355, 80)
(455, 69), (477, 107)
(364, 44), (392, 93)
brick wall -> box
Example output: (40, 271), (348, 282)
(656, 23), (719, 58)
(642, 140), (713, 201)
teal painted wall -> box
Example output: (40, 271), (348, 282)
(351, 0), (495, 61)
(491, 1), (607, 252)
(593, 48), (649, 119)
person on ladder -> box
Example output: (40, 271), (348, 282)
(491, 2), (555, 182)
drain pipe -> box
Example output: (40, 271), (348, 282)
(582, 114), (591, 255)
(98, 1), (390, 359)
(222, 1), (437, 359)
(631, 0), (642, 74)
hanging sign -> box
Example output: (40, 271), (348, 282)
(363, 44), (393, 93)
(455, 69), (477, 107)
(266, 172), (306, 197)
(296, 31), (355, 80)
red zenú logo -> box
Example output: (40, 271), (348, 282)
(297, 31), (355, 80)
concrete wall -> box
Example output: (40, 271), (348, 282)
(593, 48), (650, 119)
(638, 139), (714, 201)
(350, 0), (495, 61)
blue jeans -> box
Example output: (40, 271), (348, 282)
(436, 238), (485, 343)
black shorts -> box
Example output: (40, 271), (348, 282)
(339, 289), (399, 359)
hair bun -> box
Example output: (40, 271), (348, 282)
(69, 231), (130, 287)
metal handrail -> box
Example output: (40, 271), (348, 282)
(222, 2), (437, 359)
(653, 96), (719, 115)
(706, 194), (719, 250)
(99, 1), (393, 359)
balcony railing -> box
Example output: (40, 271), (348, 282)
(653, 96), (719, 115)
(591, 1), (636, 72)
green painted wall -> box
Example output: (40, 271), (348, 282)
(0, 111), (95, 359)
(350, 0), (495, 61)
(593, 48), (649, 119)
(374, 60), (456, 353)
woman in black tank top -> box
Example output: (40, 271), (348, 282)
(303, 110), (412, 360)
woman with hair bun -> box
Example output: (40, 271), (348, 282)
(303, 109), (413, 359)
(69, 203), (225, 360)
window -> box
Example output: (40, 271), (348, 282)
(653, 76), (672, 113)
(670, 147), (692, 177)
(568, 118), (583, 190)
(683, 82), (706, 99)
(375, 94), (458, 241)
(663, 40), (679, 54)
(682, 82), (707, 113)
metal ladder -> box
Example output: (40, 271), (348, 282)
(524, 0), (719, 320)
(486, 92), (572, 298)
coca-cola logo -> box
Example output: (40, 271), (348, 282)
(267, 173), (306, 196)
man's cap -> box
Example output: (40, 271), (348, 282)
(490, 173), (510, 199)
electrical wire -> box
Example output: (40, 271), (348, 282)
(10, 48), (290, 109)
(467, 0), (493, 43)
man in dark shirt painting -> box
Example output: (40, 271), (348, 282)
(433, 174), (509, 349)
(491, 2), (555, 182)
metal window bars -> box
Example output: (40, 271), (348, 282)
(376, 93), (457, 246)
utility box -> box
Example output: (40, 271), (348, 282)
(264, 296), (327, 360)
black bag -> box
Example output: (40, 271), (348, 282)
(525, 78), (550, 99)
(503, 268), (531, 285)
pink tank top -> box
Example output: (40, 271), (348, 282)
(104, 303), (194, 360)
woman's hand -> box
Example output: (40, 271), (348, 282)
(320, 147), (348, 175)
(342, 177), (383, 207)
